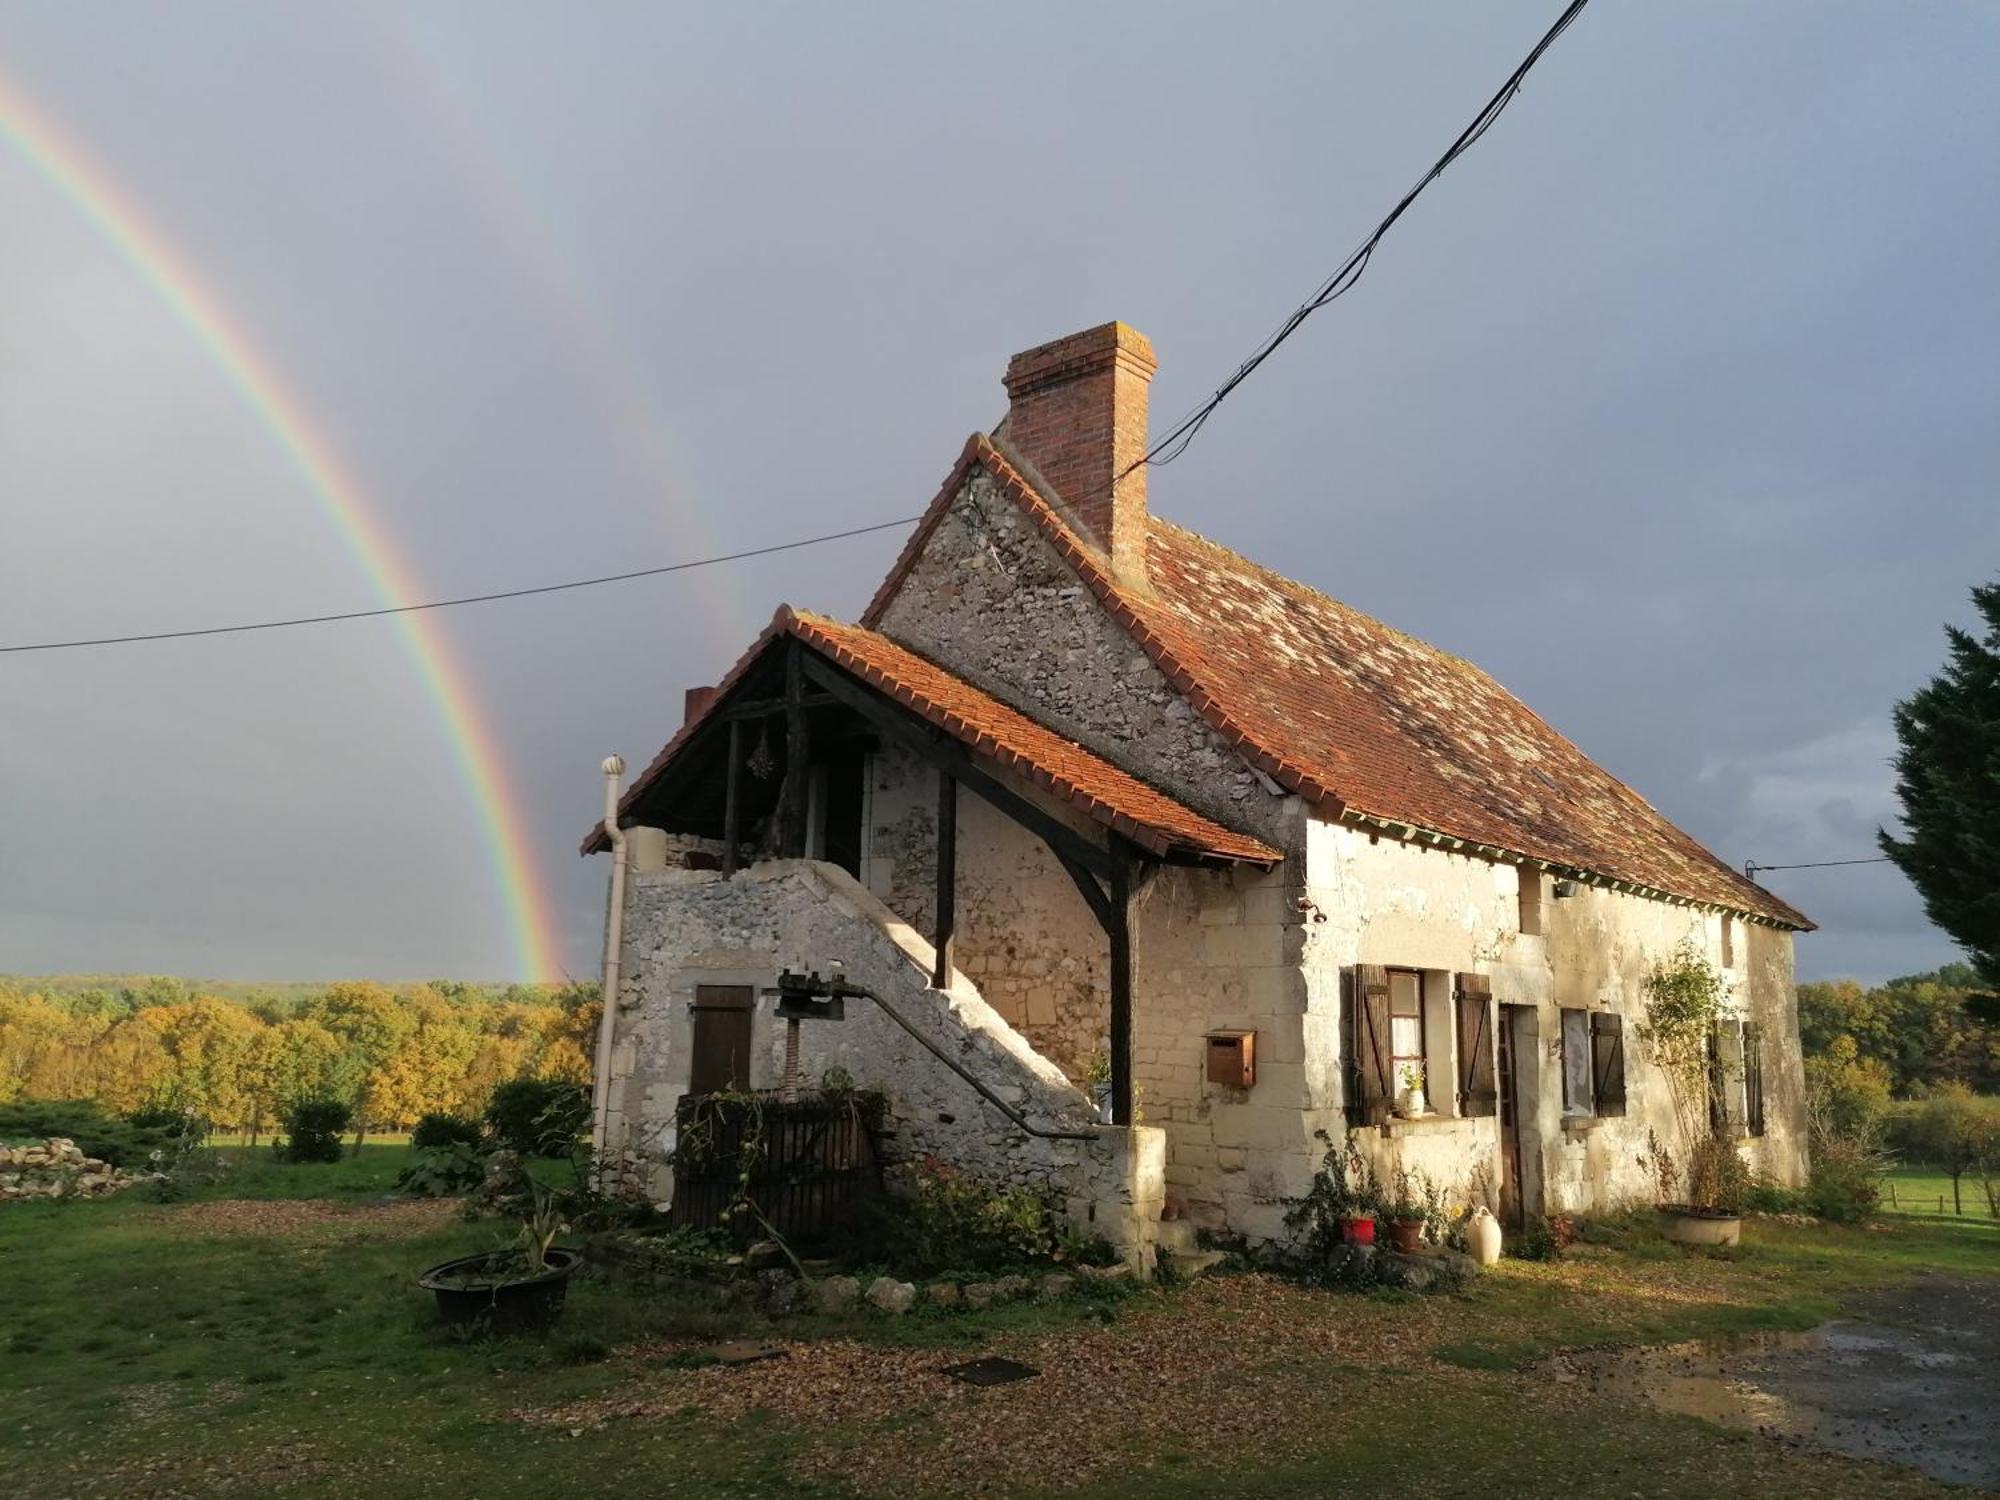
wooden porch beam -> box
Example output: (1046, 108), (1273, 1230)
(1055, 848), (1114, 934)
(716, 691), (838, 720)
(780, 642), (809, 857)
(799, 657), (1117, 881)
(721, 718), (743, 877)
(1108, 856), (1134, 1127)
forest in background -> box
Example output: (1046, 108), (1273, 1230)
(1, 962), (1991, 1146)
(1797, 962), (1998, 1103)
(0, 973), (598, 1141)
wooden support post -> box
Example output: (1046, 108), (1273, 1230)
(933, 770), (957, 988)
(1109, 857), (1133, 1127)
(722, 718), (742, 877)
(780, 643), (808, 857)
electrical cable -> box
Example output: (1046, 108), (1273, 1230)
(1, 2), (1594, 658)
(0, 516), (921, 654)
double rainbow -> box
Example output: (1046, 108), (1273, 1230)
(0, 73), (561, 981)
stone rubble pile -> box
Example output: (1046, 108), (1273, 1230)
(0, 1138), (155, 1201)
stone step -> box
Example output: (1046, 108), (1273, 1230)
(1153, 1218), (1200, 1254)
(1166, 1248), (1228, 1279)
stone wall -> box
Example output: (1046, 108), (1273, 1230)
(854, 728), (1318, 1242)
(859, 736), (1110, 1081)
(604, 858), (1164, 1262)
(1301, 814), (1808, 1221)
(874, 462), (1294, 848)
(0, 1138), (152, 1201)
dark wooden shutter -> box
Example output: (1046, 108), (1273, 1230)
(689, 985), (754, 1096)
(1454, 973), (1497, 1117)
(1590, 1012), (1626, 1117)
(1744, 1021), (1765, 1137)
(1352, 965), (1395, 1125)
(1706, 1023), (1727, 1134)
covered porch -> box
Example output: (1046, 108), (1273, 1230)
(585, 605), (1281, 1127)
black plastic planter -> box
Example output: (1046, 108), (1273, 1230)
(419, 1248), (581, 1334)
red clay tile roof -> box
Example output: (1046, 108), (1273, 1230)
(583, 605), (1281, 867)
(865, 435), (1810, 929)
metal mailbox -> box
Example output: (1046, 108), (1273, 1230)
(1205, 1029), (1256, 1089)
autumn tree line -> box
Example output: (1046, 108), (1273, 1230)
(0, 974), (599, 1144)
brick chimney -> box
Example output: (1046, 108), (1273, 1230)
(683, 685), (717, 725)
(1000, 321), (1157, 588)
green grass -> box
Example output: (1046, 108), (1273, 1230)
(2, 1155), (1995, 1499)
(1882, 1164), (1995, 1220)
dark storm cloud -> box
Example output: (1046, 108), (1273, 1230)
(2, 2), (1992, 982)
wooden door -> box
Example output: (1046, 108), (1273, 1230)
(688, 985), (754, 1096)
(1496, 1003), (1529, 1230)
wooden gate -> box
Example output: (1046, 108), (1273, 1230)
(669, 1094), (881, 1249)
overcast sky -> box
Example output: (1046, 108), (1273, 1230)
(3, 3), (1993, 986)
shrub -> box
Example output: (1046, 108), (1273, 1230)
(1740, 1177), (1804, 1214)
(275, 1097), (352, 1164)
(483, 1079), (589, 1157)
(395, 1141), (484, 1197)
(885, 1156), (1068, 1274)
(0, 1098), (179, 1168)
(410, 1112), (483, 1152)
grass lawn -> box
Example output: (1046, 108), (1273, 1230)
(2, 1146), (1995, 1499)
(1881, 1164), (1995, 1221)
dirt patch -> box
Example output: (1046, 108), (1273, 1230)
(517, 1275), (1467, 1494)
(1552, 1274), (2000, 1489)
(159, 1197), (459, 1241)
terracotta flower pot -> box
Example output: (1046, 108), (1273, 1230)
(1387, 1218), (1424, 1254)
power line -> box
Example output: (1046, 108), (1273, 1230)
(0, 516), (921, 654)
(1133, 0), (1594, 473)
(1744, 856), (1893, 878)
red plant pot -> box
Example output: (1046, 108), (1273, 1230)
(1339, 1215), (1376, 1246)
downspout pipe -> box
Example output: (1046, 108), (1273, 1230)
(589, 755), (628, 1172)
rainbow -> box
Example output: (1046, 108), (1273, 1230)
(0, 72), (562, 981)
(357, 14), (747, 640)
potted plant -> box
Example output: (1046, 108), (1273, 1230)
(1383, 1169), (1426, 1254)
(1082, 1051), (1114, 1124)
(1637, 940), (1746, 1246)
(419, 1180), (581, 1333)
(1284, 1132), (1382, 1264)
(1396, 1062), (1428, 1118)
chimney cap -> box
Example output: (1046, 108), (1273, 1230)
(1004, 321), (1157, 400)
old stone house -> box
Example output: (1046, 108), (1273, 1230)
(584, 321), (1812, 1261)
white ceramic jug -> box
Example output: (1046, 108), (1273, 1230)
(1465, 1205), (1503, 1266)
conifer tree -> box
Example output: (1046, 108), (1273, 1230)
(1882, 581), (2000, 986)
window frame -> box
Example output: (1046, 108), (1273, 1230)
(1517, 871), (1545, 936)
(1386, 967), (1428, 1096)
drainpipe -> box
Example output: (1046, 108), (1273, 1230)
(590, 755), (628, 1173)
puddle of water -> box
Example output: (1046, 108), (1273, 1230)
(1552, 1318), (1999, 1489)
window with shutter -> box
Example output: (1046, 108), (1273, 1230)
(1589, 1012), (1626, 1117)
(1707, 1022), (1729, 1134)
(1744, 1021), (1766, 1137)
(1454, 974), (1496, 1116)
(1560, 1007), (1593, 1114)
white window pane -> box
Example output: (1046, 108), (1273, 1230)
(1391, 1015), (1422, 1059)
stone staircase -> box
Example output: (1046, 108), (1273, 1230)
(1154, 1217), (1227, 1279)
